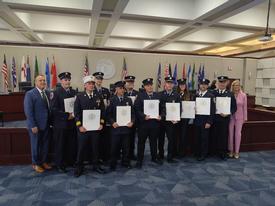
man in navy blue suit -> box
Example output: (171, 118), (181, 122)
(24, 74), (52, 173)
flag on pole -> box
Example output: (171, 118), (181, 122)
(2, 54), (9, 93)
(11, 56), (17, 90)
(26, 56), (31, 82)
(168, 63), (172, 76)
(182, 63), (186, 79)
(172, 63), (178, 85)
(34, 56), (39, 82)
(45, 58), (50, 89)
(202, 64), (205, 80)
(191, 64), (195, 90)
(51, 56), (57, 88)
(198, 64), (202, 83)
(164, 64), (169, 78)
(20, 56), (27, 82)
(187, 64), (192, 90)
(83, 56), (89, 77)
(121, 57), (127, 80)
(156, 63), (161, 92)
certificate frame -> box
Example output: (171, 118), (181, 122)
(83, 109), (101, 131)
(64, 97), (75, 113)
(144, 99), (159, 119)
(216, 97), (231, 115)
(166, 102), (180, 121)
(116, 106), (131, 126)
(196, 97), (211, 115)
(181, 101), (196, 119)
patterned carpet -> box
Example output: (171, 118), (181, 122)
(1, 150), (275, 206)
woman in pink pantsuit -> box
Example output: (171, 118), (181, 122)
(228, 80), (247, 159)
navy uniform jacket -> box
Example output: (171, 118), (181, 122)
(24, 88), (51, 130)
(194, 91), (215, 126)
(213, 89), (237, 122)
(51, 87), (76, 129)
(134, 91), (161, 128)
(159, 90), (181, 121)
(74, 90), (105, 128)
(107, 95), (135, 134)
(125, 89), (139, 97)
(96, 86), (110, 101)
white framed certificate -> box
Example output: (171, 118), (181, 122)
(144, 100), (159, 119)
(196, 98), (210, 115)
(116, 106), (131, 126)
(83, 110), (101, 131)
(181, 101), (195, 119)
(129, 96), (136, 104)
(64, 97), (75, 113)
(166, 102), (180, 121)
(216, 97), (231, 115)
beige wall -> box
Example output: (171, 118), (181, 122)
(0, 45), (247, 92)
(243, 58), (257, 96)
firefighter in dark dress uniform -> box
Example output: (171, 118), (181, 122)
(212, 76), (237, 160)
(158, 76), (181, 163)
(194, 78), (215, 161)
(51, 72), (77, 172)
(175, 78), (194, 158)
(134, 78), (163, 168)
(124, 75), (139, 160)
(93, 72), (111, 162)
(107, 81), (135, 171)
(73, 75), (106, 177)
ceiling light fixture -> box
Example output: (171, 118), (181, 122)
(259, 0), (273, 42)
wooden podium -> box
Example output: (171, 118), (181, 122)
(0, 92), (26, 121)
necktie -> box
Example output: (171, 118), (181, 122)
(66, 89), (70, 95)
(89, 93), (93, 99)
(41, 91), (49, 109)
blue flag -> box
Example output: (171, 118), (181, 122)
(156, 63), (161, 91)
(198, 64), (202, 83)
(187, 64), (192, 90)
(45, 58), (50, 89)
(202, 64), (205, 80)
(26, 56), (31, 82)
(173, 63), (178, 85)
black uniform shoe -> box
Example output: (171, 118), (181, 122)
(151, 159), (163, 165)
(197, 156), (206, 161)
(93, 166), (106, 174)
(57, 166), (67, 173)
(74, 167), (83, 178)
(135, 161), (142, 169)
(122, 163), (132, 169)
(130, 155), (137, 161)
(110, 165), (116, 172)
(167, 159), (178, 163)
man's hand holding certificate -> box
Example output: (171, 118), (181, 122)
(82, 110), (101, 131)
(195, 98), (210, 115)
(181, 101), (196, 119)
(166, 102), (180, 122)
(216, 97), (231, 115)
(144, 100), (159, 119)
(116, 106), (131, 127)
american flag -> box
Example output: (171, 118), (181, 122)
(83, 56), (89, 77)
(2, 54), (9, 93)
(121, 57), (127, 80)
(156, 63), (161, 91)
(21, 56), (27, 82)
(164, 63), (169, 77)
(11, 56), (17, 89)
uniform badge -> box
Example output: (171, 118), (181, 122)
(126, 101), (129, 106)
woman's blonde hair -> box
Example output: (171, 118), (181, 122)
(231, 80), (241, 92)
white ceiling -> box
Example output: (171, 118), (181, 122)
(0, 0), (275, 57)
